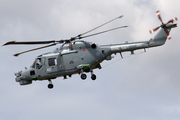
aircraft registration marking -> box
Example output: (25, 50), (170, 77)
(149, 43), (157, 46)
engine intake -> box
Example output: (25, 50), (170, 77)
(91, 43), (96, 49)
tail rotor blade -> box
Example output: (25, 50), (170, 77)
(156, 10), (164, 24)
(149, 26), (160, 34)
(167, 17), (178, 24)
(164, 29), (172, 40)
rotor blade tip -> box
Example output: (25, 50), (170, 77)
(149, 30), (152, 34)
(175, 17), (178, 21)
(14, 54), (19, 57)
(156, 10), (160, 13)
(3, 41), (15, 46)
(118, 15), (123, 18)
(168, 36), (172, 40)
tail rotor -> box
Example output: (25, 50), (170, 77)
(149, 10), (178, 40)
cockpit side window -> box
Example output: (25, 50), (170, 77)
(48, 58), (57, 66)
(31, 60), (36, 68)
(36, 58), (42, 69)
(31, 58), (43, 69)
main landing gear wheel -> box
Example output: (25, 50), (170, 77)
(91, 74), (96, 80)
(81, 73), (87, 80)
(48, 84), (54, 89)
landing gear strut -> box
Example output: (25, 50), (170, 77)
(48, 80), (54, 89)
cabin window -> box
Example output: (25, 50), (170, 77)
(48, 58), (57, 66)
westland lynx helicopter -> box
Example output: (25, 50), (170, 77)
(3, 11), (178, 89)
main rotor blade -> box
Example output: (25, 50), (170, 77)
(79, 26), (128, 39)
(78, 15), (123, 37)
(3, 40), (56, 46)
(14, 43), (56, 56)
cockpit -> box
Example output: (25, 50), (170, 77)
(31, 57), (45, 69)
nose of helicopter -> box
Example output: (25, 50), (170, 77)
(14, 70), (22, 82)
(14, 69), (33, 85)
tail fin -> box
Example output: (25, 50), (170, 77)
(149, 23), (177, 47)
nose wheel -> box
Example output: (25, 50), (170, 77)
(48, 84), (54, 89)
(48, 80), (54, 89)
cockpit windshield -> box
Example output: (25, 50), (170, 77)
(31, 58), (44, 69)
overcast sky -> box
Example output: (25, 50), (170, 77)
(0, 0), (180, 120)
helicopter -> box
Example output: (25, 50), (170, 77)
(3, 11), (178, 89)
